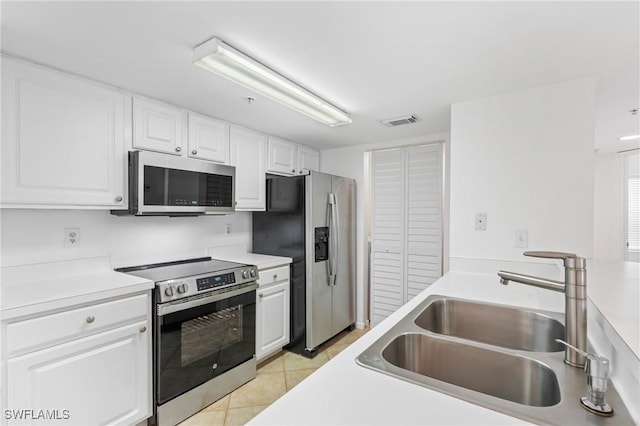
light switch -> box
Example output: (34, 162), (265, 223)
(515, 229), (529, 248)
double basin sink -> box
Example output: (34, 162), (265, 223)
(357, 295), (632, 425)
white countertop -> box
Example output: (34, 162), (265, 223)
(249, 271), (569, 425)
(208, 251), (292, 270)
(0, 256), (153, 320)
(587, 260), (639, 358)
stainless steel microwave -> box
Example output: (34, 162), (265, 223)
(112, 150), (235, 216)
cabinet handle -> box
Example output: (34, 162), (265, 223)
(273, 274), (278, 280)
(86, 316), (95, 324)
(192, 150), (198, 155)
(258, 293), (264, 298)
(115, 195), (123, 202)
(139, 326), (147, 333)
(291, 169), (296, 173)
(175, 146), (182, 152)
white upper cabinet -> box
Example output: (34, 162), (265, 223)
(187, 113), (230, 164)
(297, 145), (320, 174)
(133, 97), (184, 155)
(267, 137), (320, 176)
(1, 57), (127, 208)
(267, 137), (298, 175)
(230, 126), (266, 210)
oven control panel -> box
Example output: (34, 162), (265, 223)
(196, 272), (235, 291)
(156, 265), (258, 303)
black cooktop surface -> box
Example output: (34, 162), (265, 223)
(116, 257), (249, 282)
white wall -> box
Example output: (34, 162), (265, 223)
(0, 209), (252, 269)
(594, 153), (626, 261)
(320, 133), (450, 327)
(450, 78), (596, 264)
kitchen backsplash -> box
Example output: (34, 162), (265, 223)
(0, 209), (252, 268)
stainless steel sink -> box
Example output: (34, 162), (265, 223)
(356, 295), (633, 425)
(414, 297), (564, 352)
(383, 333), (560, 407)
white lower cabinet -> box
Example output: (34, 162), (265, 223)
(3, 293), (152, 426)
(256, 266), (290, 362)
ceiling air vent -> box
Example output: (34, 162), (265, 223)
(380, 114), (421, 127)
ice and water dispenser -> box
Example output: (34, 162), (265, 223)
(314, 227), (329, 262)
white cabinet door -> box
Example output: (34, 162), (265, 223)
(297, 145), (320, 174)
(187, 113), (230, 164)
(133, 98), (184, 156)
(1, 57), (127, 208)
(256, 281), (290, 361)
(7, 321), (151, 426)
(230, 126), (266, 211)
(267, 137), (298, 175)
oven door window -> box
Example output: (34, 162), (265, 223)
(156, 290), (255, 405)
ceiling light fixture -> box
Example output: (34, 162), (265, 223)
(193, 37), (352, 127)
(618, 134), (640, 141)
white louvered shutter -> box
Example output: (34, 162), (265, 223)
(627, 154), (640, 261)
(370, 144), (444, 326)
(405, 144), (443, 300)
(371, 149), (405, 326)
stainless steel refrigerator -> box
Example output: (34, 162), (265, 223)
(252, 172), (356, 357)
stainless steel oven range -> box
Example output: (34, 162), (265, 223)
(116, 257), (258, 426)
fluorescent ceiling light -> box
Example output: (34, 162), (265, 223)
(193, 37), (352, 127)
(618, 134), (640, 141)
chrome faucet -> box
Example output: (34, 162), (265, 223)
(498, 251), (587, 367)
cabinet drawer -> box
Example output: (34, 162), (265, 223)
(257, 265), (290, 287)
(6, 293), (149, 356)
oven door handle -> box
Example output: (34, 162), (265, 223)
(157, 283), (258, 316)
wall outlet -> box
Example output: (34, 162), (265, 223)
(515, 229), (529, 248)
(64, 228), (80, 247)
(225, 224), (232, 235)
(474, 213), (488, 231)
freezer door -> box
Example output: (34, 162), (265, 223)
(330, 176), (356, 335)
(305, 172), (333, 350)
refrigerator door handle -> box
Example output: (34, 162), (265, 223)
(328, 193), (339, 286)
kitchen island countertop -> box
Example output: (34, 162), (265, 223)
(248, 270), (600, 425)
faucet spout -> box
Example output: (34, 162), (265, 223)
(497, 271), (565, 293)
(497, 251), (588, 368)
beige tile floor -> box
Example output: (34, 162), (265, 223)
(179, 326), (369, 426)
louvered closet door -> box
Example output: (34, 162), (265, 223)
(371, 149), (405, 326)
(370, 144), (443, 326)
(406, 145), (443, 300)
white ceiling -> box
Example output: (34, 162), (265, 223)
(1, 1), (638, 152)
